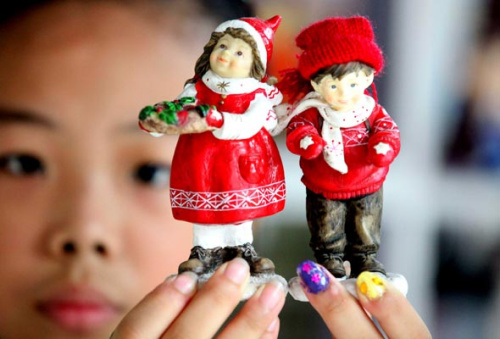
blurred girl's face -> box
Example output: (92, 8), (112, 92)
(0, 2), (195, 338)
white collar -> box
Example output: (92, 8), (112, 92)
(201, 70), (265, 95)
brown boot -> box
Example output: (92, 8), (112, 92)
(223, 243), (275, 275)
(178, 246), (224, 275)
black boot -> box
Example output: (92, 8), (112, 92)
(314, 251), (346, 278)
(348, 248), (386, 278)
(178, 246), (224, 275)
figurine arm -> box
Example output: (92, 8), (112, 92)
(176, 83), (199, 103)
(367, 108), (401, 167)
(212, 92), (274, 140)
(286, 110), (325, 159)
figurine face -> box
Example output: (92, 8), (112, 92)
(311, 71), (374, 111)
(209, 34), (254, 78)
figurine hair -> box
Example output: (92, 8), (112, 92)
(187, 27), (265, 85)
(311, 61), (374, 84)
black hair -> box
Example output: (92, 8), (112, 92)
(200, 0), (254, 22)
(0, 0), (255, 28)
(311, 61), (374, 85)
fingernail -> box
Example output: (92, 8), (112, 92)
(297, 260), (330, 294)
(172, 272), (198, 295)
(256, 280), (285, 311)
(165, 274), (177, 282)
(223, 258), (249, 284)
(266, 318), (279, 332)
(356, 271), (386, 300)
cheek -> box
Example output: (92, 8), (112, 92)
(324, 91), (336, 103)
(231, 58), (249, 72)
(0, 180), (47, 260)
(352, 90), (364, 101)
(209, 52), (218, 66)
(122, 194), (193, 281)
(0, 204), (43, 325)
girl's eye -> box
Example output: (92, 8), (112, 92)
(330, 85), (337, 90)
(0, 154), (45, 177)
(236, 51), (243, 56)
(219, 44), (227, 50)
(350, 83), (357, 88)
(134, 163), (170, 188)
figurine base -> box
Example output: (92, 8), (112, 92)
(288, 272), (408, 302)
(202, 272), (289, 300)
(167, 272), (289, 300)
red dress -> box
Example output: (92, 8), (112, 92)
(170, 72), (286, 224)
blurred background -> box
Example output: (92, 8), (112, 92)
(237, 0), (500, 338)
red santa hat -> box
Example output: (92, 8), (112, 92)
(214, 15), (281, 69)
(296, 16), (384, 80)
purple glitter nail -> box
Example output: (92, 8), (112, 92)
(297, 260), (330, 294)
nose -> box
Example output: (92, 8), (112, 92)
(337, 85), (347, 98)
(46, 174), (121, 260)
(48, 230), (112, 258)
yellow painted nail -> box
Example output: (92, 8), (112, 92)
(356, 272), (386, 300)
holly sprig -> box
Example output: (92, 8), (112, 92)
(138, 97), (196, 125)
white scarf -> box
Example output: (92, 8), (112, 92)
(293, 93), (375, 174)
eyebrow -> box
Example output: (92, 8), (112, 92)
(0, 108), (56, 129)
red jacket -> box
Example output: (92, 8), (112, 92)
(286, 104), (400, 199)
(170, 78), (285, 224)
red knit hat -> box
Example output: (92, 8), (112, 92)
(214, 15), (281, 69)
(278, 16), (384, 103)
(296, 16), (384, 80)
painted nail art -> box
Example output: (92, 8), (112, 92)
(297, 260), (330, 294)
(356, 271), (386, 300)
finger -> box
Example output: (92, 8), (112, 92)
(218, 280), (286, 339)
(260, 318), (280, 339)
(162, 258), (250, 339)
(356, 272), (432, 339)
(113, 272), (197, 339)
(297, 260), (382, 338)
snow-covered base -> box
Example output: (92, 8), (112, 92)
(166, 272), (289, 300)
(288, 272), (408, 302)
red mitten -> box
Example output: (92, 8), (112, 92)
(298, 134), (325, 159)
(197, 105), (223, 128)
(367, 139), (395, 166)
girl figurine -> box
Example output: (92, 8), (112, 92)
(279, 16), (401, 280)
(139, 16), (286, 283)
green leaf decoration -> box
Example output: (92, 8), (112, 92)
(139, 106), (155, 120)
(158, 110), (179, 125)
(178, 96), (195, 105)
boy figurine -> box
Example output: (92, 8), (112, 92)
(280, 16), (400, 279)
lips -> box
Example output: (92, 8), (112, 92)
(36, 286), (122, 332)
